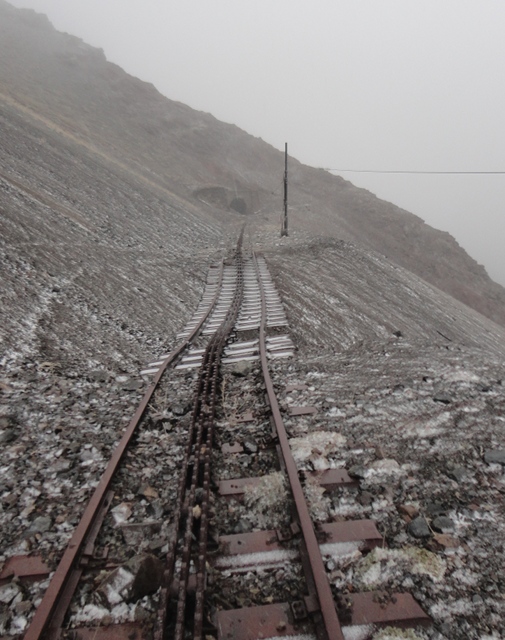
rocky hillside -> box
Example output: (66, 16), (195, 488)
(1, 0), (505, 326)
(1, 4), (505, 638)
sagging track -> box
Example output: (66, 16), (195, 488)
(22, 230), (430, 640)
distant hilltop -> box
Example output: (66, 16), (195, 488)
(1, 0), (505, 327)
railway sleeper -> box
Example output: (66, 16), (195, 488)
(218, 467), (357, 498)
(214, 519), (383, 572)
(215, 594), (431, 640)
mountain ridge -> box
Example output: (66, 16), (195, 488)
(1, 5), (505, 637)
(1, 0), (504, 327)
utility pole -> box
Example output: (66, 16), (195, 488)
(281, 142), (288, 237)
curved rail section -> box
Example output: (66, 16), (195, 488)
(24, 260), (227, 640)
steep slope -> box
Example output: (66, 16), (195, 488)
(266, 239), (505, 356)
(0, 100), (233, 371)
(1, 0), (505, 326)
(1, 5), (505, 638)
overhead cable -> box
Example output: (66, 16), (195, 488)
(328, 169), (505, 175)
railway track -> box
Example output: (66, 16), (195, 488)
(15, 231), (431, 640)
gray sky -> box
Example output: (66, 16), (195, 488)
(8, 0), (505, 287)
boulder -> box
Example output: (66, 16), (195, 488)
(98, 554), (164, 604)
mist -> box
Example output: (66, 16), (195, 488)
(7, 0), (505, 287)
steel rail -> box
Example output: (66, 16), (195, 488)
(155, 229), (245, 640)
(253, 252), (345, 640)
(25, 260), (225, 640)
(193, 252), (244, 640)
(173, 337), (221, 640)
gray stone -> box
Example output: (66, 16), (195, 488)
(87, 369), (109, 382)
(50, 458), (72, 474)
(194, 487), (205, 504)
(148, 500), (165, 519)
(98, 554), (164, 604)
(357, 491), (373, 506)
(0, 428), (18, 444)
(348, 465), (366, 480)
(230, 361), (253, 377)
(120, 521), (162, 547)
(426, 502), (446, 516)
(2, 491), (19, 508)
(234, 519), (252, 534)
(408, 516), (432, 538)
(447, 466), (467, 482)
(0, 582), (21, 605)
(14, 600), (32, 615)
(243, 441), (258, 454)
(147, 537), (166, 553)
(28, 516), (52, 534)
(126, 555), (164, 602)
(484, 450), (505, 465)
(432, 516), (454, 533)
(0, 609), (12, 636)
(326, 558), (336, 571)
(122, 379), (144, 391)
(433, 393), (452, 404)
(0, 416), (16, 430)
(172, 403), (190, 417)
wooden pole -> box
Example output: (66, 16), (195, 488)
(281, 142), (288, 237)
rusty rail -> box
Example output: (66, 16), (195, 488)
(213, 253), (430, 639)
(23, 231), (429, 640)
(24, 261), (225, 640)
(155, 229), (245, 640)
(253, 252), (345, 640)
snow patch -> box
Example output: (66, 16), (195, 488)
(443, 368), (480, 383)
(215, 549), (298, 570)
(290, 431), (346, 463)
(372, 628), (423, 640)
(343, 625), (374, 640)
(356, 547), (446, 588)
(243, 472), (289, 529)
(402, 411), (451, 438)
(430, 598), (476, 619)
(320, 540), (362, 557)
(365, 458), (404, 480)
(326, 406), (346, 418)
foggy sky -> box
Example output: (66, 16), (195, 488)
(7, 0), (505, 287)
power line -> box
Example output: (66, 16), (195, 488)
(328, 169), (505, 175)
